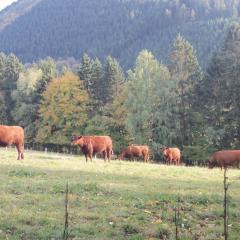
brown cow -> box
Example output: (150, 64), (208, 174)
(71, 135), (112, 162)
(209, 150), (240, 169)
(118, 145), (150, 163)
(0, 125), (24, 160)
(162, 146), (181, 165)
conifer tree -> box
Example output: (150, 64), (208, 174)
(78, 54), (93, 92)
(169, 34), (203, 145)
(0, 53), (23, 123)
(103, 56), (125, 104)
(90, 58), (104, 114)
(199, 22), (240, 148)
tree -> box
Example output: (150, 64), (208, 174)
(89, 58), (104, 114)
(125, 50), (178, 157)
(78, 54), (104, 116)
(198, 22), (240, 149)
(11, 66), (43, 142)
(103, 56), (125, 104)
(85, 82), (130, 153)
(36, 71), (89, 144)
(169, 33), (203, 145)
(36, 58), (57, 99)
(0, 53), (23, 123)
(11, 58), (57, 143)
(0, 92), (7, 123)
(78, 54), (94, 93)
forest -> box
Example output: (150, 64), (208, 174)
(1, 21), (240, 165)
(1, 0), (240, 69)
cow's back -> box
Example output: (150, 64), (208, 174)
(126, 145), (149, 158)
(212, 150), (240, 167)
(214, 150), (240, 161)
(0, 125), (24, 146)
(85, 136), (112, 152)
(169, 148), (181, 160)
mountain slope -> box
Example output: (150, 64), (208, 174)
(0, 0), (42, 31)
(0, 0), (238, 68)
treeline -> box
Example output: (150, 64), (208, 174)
(2, 23), (240, 164)
(0, 0), (240, 69)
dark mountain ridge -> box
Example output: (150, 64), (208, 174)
(0, 0), (239, 68)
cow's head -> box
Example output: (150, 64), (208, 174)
(208, 159), (216, 169)
(162, 146), (169, 157)
(71, 135), (83, 146)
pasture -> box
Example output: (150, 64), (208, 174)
(0, 149), (240, 239)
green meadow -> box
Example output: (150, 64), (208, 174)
(0, 148), (240, 239)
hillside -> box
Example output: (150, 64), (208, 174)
(0, 0), (41, 31)
(0, 0), (239, 68)
(0, 148), (240, 239)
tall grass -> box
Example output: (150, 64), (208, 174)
(0, 148), (239, 239)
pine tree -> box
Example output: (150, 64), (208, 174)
(36, 58), (57, 98)
(78, 54), (94, 93)
(103, 56), (125, 104)
(90, 58), (104, 114)
(199, 22), (240, 148)
(0, 53), (23, 124)
(169, 33), (203, 145)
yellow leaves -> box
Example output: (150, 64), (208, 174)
(37, 71), (89, 143)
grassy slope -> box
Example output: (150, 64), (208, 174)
(0, 149), (239, 239)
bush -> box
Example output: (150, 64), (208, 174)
(182, 145), (216, 166)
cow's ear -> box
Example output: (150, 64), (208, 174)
(78, 136), (82, 140)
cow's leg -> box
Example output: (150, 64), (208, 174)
(16, 145), (22, 160)
(17, 151), (21, 160)
(107, 149), (111, 162)
(103, 151), (107, 162)
(144, 154), (147, 163)
(89, 153), (93, 162)
(85, 154), (88, 162)
(20, 144), (24, 160)
(147, 153), (150, 163)
(145, 152), (149, 163)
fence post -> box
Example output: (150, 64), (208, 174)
(174, 195), (181, 240)
(223, 168), (229, 240)
(63, 182), (69, 240)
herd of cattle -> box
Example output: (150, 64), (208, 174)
(1, 125), (240, 169)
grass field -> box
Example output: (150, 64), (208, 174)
(0, 148), (240, 240)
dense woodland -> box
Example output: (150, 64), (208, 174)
(1, 20), (240, 164)
(1, 0), (240, 68)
